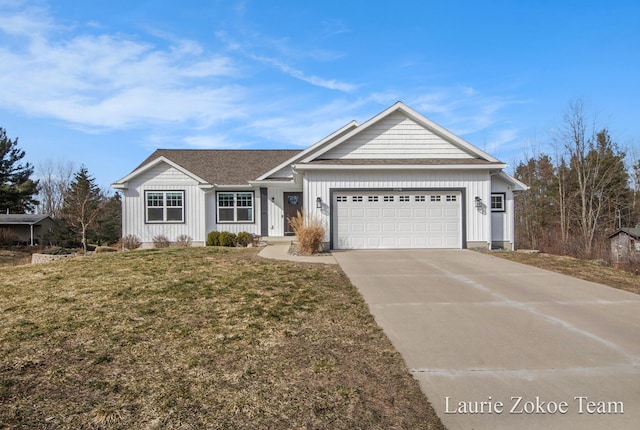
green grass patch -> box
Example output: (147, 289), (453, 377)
(0, 247), (444, 429)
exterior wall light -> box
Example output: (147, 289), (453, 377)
(475, 196), (482, 208)
(316, 197), (322, 208)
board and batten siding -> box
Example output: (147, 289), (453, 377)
(322, 111), (475, 160)
(303, 169), (492, 247)
(491, 175), (516, 249)
(122, 162), (207, 245)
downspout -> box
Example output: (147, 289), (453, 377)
(30, 223), (34, 246)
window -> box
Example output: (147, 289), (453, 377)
(368, 195), (379, 202)
(352, 196), (363, 202)
(336, 195), (347, 202)
(145, 191), (184, 223)
(491, 193), (505, 212)
(415, 195), (426, 202)
(383, 195), (394, 202)
(217, 192), (254, 223)
(430, 195), (441, 202)
(446, 195), (458, 202)
(399, 196), (410, 202)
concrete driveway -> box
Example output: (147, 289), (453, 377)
(333, 249), (640, 430)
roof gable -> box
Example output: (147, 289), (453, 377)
(302, 102), (500, 163)
(256, 120), (359, 181)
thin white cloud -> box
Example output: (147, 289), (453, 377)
(0, 5), (244, 131)
(248, 53), (357, 92)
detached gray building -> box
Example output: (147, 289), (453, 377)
(0, 214), (55, 246)
(609, 227), (640, 267)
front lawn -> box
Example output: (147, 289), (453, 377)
(0, 247), (444, 429)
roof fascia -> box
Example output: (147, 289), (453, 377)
(255, 120), (359, 181)
(292, 163), (507, 171)
(111, 156), (209, 188)
(495, 171), (529, 191)
(301, 101), (501, 163)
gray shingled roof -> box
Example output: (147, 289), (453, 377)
(137, 149), (302, 185)
(0, 214), (52, 224)
(609, 227), (640, 239)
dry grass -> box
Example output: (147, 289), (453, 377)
(0, 250), (31, 267)
(490, 251), (640, 295)
(288, 210), (326, 255)
(0, 247), (444, 429)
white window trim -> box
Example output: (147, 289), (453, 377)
(145, 190), (185, 223)
(217, 191), (255, 223)
(491, 193), (506, 212)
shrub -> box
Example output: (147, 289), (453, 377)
(122, 234), (142, 250)
(0, 228), (18, 246)
(219, 231), (237, 247)
(207, 231), (237, 247)
(287, 210), (326, 255)
(237, 231), (253, 247)
(207, 231), (221, 246)
(42, 247), (72, 255)
(175, 234), (192, 247)
(152, 235), (170, 248)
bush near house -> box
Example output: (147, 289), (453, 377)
(237, 231), (253, 247)
(121, 234), (142, 250)
(175, 234), (193, 247)
(205, 231), (256, 248)
(152, 235), (170, 248)
(288, 210), (326, 255)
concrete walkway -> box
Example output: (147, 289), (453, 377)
(333, 249), (640, 430)
(257, 240), (337, 264)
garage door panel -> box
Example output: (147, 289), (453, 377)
(334, 191), (461, 250)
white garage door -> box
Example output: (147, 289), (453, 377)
(333, 191), (462, 249)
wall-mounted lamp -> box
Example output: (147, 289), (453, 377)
(316, 197), (322, 208)
(475, 196), (482, 209)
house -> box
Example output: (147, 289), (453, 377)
(0, 214), (55, 246)
(112, 102), (528, 250)
(609, 227), (640, 267)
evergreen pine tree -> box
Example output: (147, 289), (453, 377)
(0, 128), (39, 213)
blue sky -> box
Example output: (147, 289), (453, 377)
(1, 0), (639, 189)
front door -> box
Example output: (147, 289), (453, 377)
(284, 192), (303, 236)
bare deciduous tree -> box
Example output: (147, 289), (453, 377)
(36, 159), (74, 218)
(554, 99), (629, 257)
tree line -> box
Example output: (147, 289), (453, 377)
(513, 99), (639, 261)
(0, 128), (120, 251)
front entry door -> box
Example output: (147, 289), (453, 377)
(284, 192), (303, 236)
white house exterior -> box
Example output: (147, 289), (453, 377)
(112, 102), (527, 250)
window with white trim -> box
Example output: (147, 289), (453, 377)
(217, 192), (254, 223)
(491, 193), (506, 212)
(146, 191), (184, 223)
